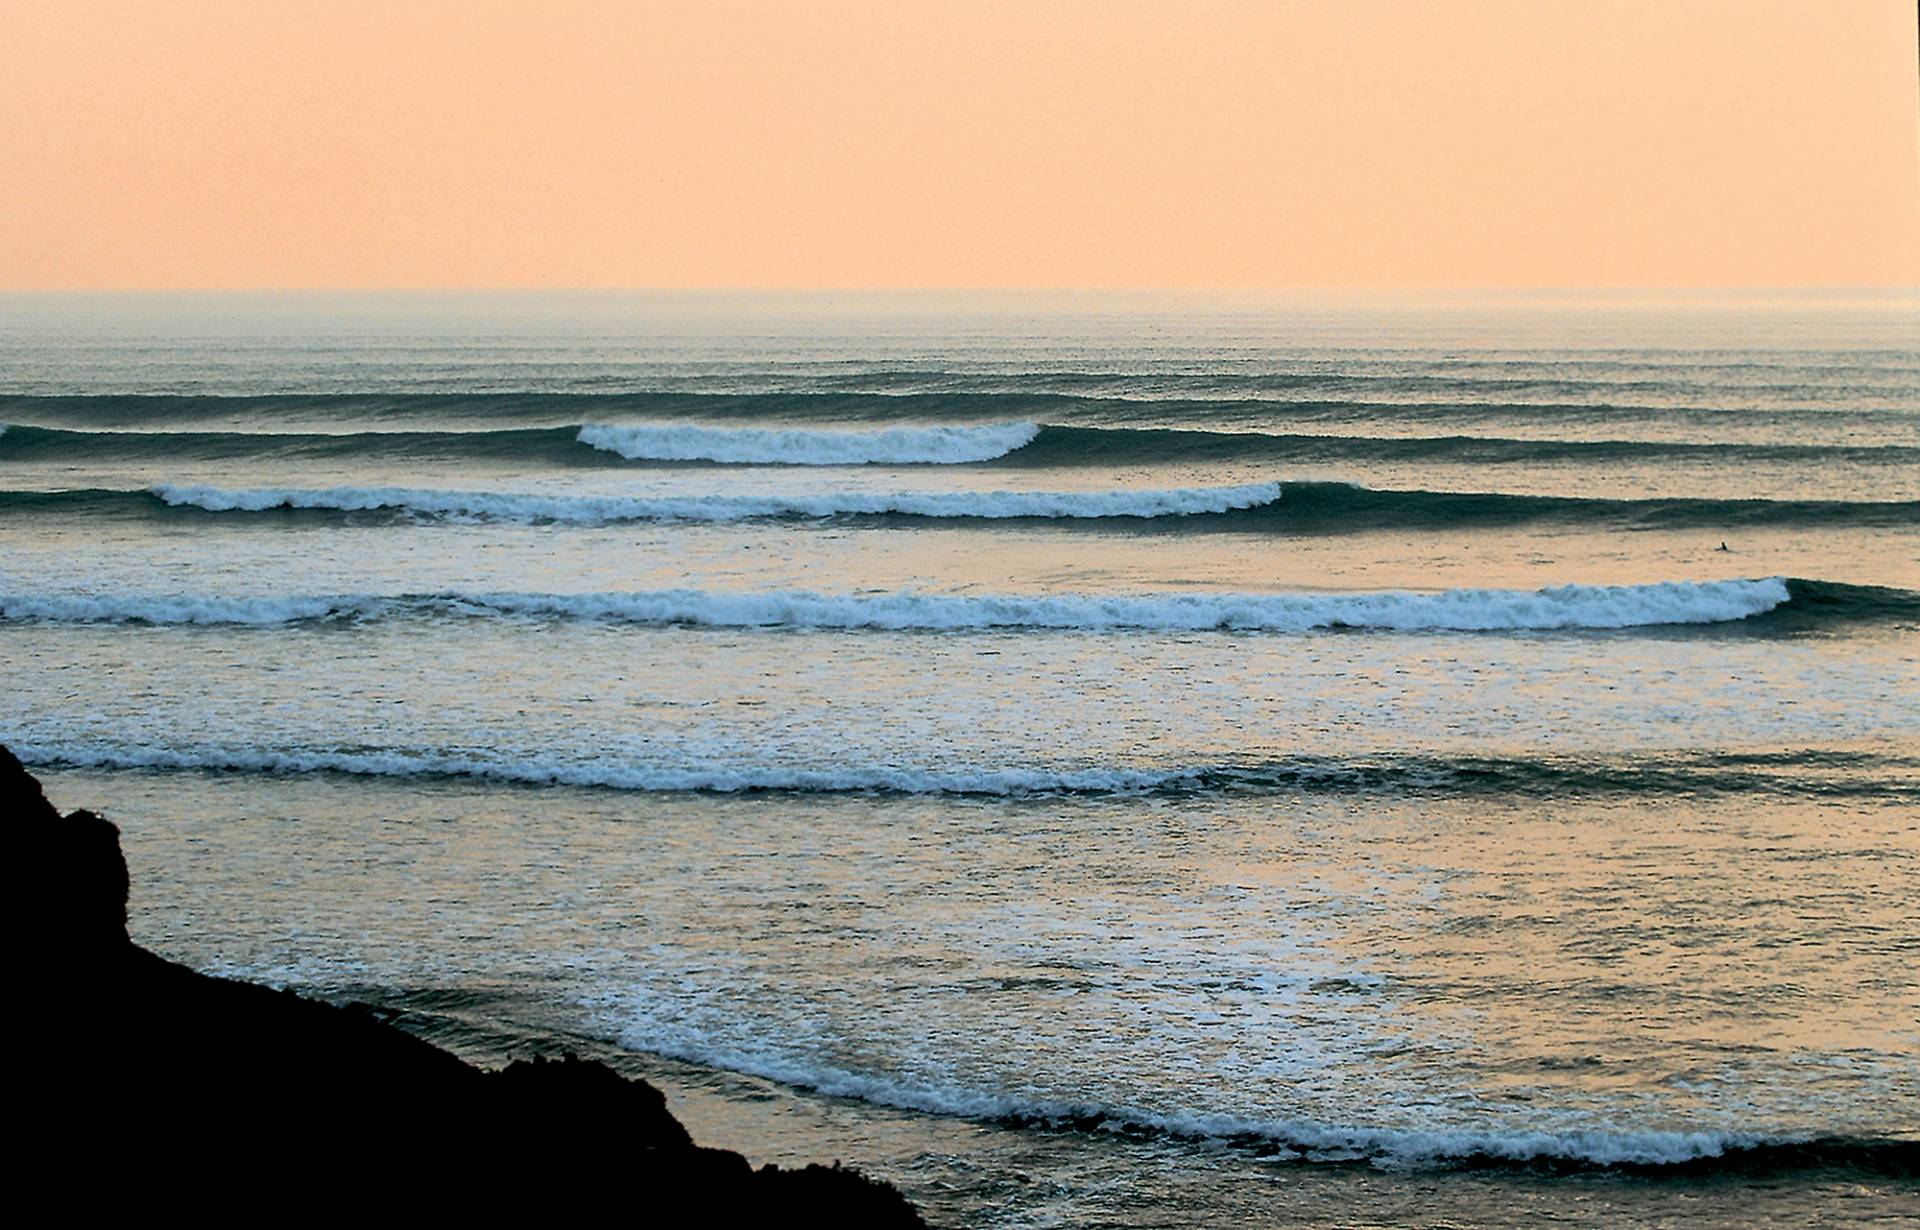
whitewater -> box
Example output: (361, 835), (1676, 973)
(0, 577), (1802, 630)
(150, 479), (1285, 523)
(576, 419), (1041, 463)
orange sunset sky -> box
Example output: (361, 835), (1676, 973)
(3, 0), (1916, 291)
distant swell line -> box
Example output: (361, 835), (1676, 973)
(5, 384), (1918, 423)
(4, 420), (1916, 467)
(1004, 423), (1920, 468)
(0, 579), (1836, 632)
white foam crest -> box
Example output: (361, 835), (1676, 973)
(1, 579), (1793, 630)
(603, 1023), (1779, 1168)
(576, 420), (1041, 464)
(8, 743), (1198, 796)
(471, 579), (1790, 631)
(148, 481), (1284, 524)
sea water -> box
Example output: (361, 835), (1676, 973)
(3, 291), (1916, 1226)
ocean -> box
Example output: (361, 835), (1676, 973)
(3, 290), (1916, 1226)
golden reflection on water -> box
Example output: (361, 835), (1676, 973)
(1207, 789), (1920, 1068)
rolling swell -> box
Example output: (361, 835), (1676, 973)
(0, 578), (1850, 632)
(0, 391), (1084, 428)
(580, 1028), (1920, 1177)
(8, 360), (1916, 410)
(5, 419), (1915, 468)
(1235, 484), (1920, 533)
(0, 420), (1042, 466)
(999, 424), (1918, 468)
(11, 743), (1918, 802)
(2, 481), (1914, 532)
(0, 422), (586, 464)
(1, 579), (1907, 637)
(142, 481), (1285, 523)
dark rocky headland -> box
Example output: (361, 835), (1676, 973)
(8, 745), (927, 1224)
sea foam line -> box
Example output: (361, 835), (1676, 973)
(576, 420), (1041, 464)
(148, 481), (1283, 524)
(0, 578), (1795, 630)
(591, 1019), (1801, 1170)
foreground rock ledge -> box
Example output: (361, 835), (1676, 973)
(8, 745), (927, 1224)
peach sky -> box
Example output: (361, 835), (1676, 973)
(3, 0), (1915, 290)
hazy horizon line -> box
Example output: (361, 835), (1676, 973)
(7, 283), (1917, 297)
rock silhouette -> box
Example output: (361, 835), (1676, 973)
(7, 746), (925, 1224)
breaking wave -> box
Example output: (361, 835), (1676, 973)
(0, 578), (1820, 632)
(10, 743), (1916, 802)
(589, 1031), (1920, 1176)
(145, 481), (1284, 523)
(5, 481), (1912, 532)
(576, 420), (1040, 463)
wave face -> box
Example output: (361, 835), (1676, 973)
(1001, 423), (1920, 468)
(146, 481), (1285, 524)
(1241, 483), (1920, 532)
(0, 579), (1814, 632)
(11, 743), (1918, 802)
(576, 420), (1040, 463)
